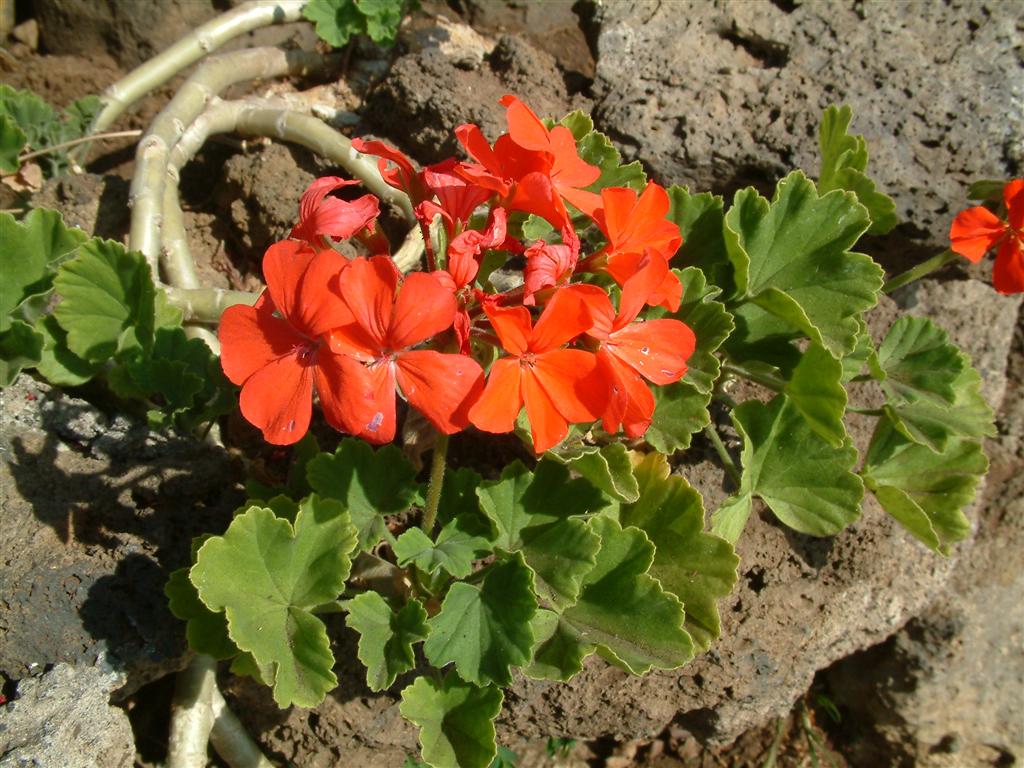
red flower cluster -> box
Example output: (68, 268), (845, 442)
(220, 97), (696, 453)
(950, 179), (1024, 295)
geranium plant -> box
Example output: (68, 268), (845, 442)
(0, 4), (1010, 766)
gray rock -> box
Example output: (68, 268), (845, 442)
(591, 0), (1022, 250)
(0, 376), (242, 696)
(0, 657), (134, 768)
(825, 305), (1024, 767)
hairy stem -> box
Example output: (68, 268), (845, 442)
(18, 130), (142, 162)
(722, 363), (785, 392)
(703, 424), (742, 486)
(167, 655), (217, 768)
(422, 432), (450, 535)
(166, 286), (257, 323)
(80, 0), (307, 155)
(882, 249), (959, 294)
(209, 684), (274, 768)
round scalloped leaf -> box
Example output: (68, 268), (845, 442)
(399, 673), (503, 768)
(0, 320), (43, 386)
(547, 441), (640, 503)
(52, 238), (156, 362)
(191, 495), (358, 708)
(423, 552), (536, 687)
(0, 115), (26, 173)
(863, 418), (987, 554)
(345, 592), (429, 692)
(667, 187), (733, 292)
(783, 342), (848, 448)
(476, 460), (603, 605)
(618, 453), (739, 652)
(724, 171), (882, 358)
(0, 209), (87, 332)
(165, 568), (237, 660)
(730, 394), (863, 537)
(392, 519), (491, 580)
(307, 438), (420, 551)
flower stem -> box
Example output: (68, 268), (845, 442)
(722, 363), (785, 392)
(703, 424), (742, 486)
(882, 248), (959, 294)
(422, 432), (449, 535)
(18, 129), (142, 162)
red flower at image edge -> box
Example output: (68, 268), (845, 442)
(950, 179), (1024, 295)
(218, 241), (358, 445)
(327, 256), (485, 444)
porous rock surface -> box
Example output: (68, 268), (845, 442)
(0, 657), (134, 768)
(0, 375), (242, 696)
(591, 0), (1023, 250)
(826, 286), (1024, 767)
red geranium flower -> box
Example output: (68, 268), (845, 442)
(950, 179), (1024, 295)
(468, 288), (604, 453)
(290, 176), (380, 247)
(589, 183), (683, 311)
(219, 240), (357, 445)
(573, 256), (695, 438)
(327, 256), (485, 443)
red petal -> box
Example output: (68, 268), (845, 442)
(530, 286), (595, 352)
(218, 294), (301, 385)
(617, 252), (671, 325)
(548, 124), (600, 189)
(396, 350), (485, 433)
(483, 303), (532, 356)
(532, 348), (603, 424)
(950, 205), (1007, 263)
(389, 272), (457, 350)
(608, 318), (694, 385)
(351, 138), (429, 202)
(1005, 179), (1024, 233)
(297, 176), (360, 226)
(262, 240), (314, 324)
(468, 357), (523, 434)
(523, 241), (575, 305)
(596, 349), (654, 439)
(521, 367), (571, 453)
(992, 236), (1024, 295)
(455, 124), (505, 178)
(337, 256), (400, 346)
(238, 352), (313, 445)
(330, 359), (397, 444)
(293, 249), (355, 337)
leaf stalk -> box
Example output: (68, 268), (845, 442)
(422, 432), (450, 535)
(882, 249), (959, 293)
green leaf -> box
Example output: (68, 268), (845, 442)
(863, 418), (987, 554)
(0, 115), (26, 173)
(550, 516), (693, 675)
(877, 317), (964, 403)
(667, 187), (732, 291)
(730, 395), (863, 536)
(524, 609), (588, 681)
(840, 316), (879, 383)
(783, 343), (848, 448)
(345, 592), (429, 691)
(191, 495), (358, 707)
(307, 438), (420, 551)
(0, 85), (57, 152)
(818, 105), (897, 235)
(0, 320), (43, 386)
(53, 239), (156, 363)
(490, 746), (519, 768)
(547, 442), (639, 503)
(644, 267), (731, 453)
(575, 128), (646, 193)
(393, 519), (491, 580)
(644, 380), (711, 454)
(303, 0), (407, 48)
(476, 461), (603, 605)
(400, 673), (503, 768)
(709, 493), (753, 546)
(724, 172), (882, 358)
(423, 553), (536, 686)
(34, 314), (101, 386)
(0, 209), (87, 332)
(876, 318), (994, 452)
(619, 453), (739, 652)
(663, 267), (734, 395)
(165, 568), (237, 660)
(435, 467), (491, 535)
